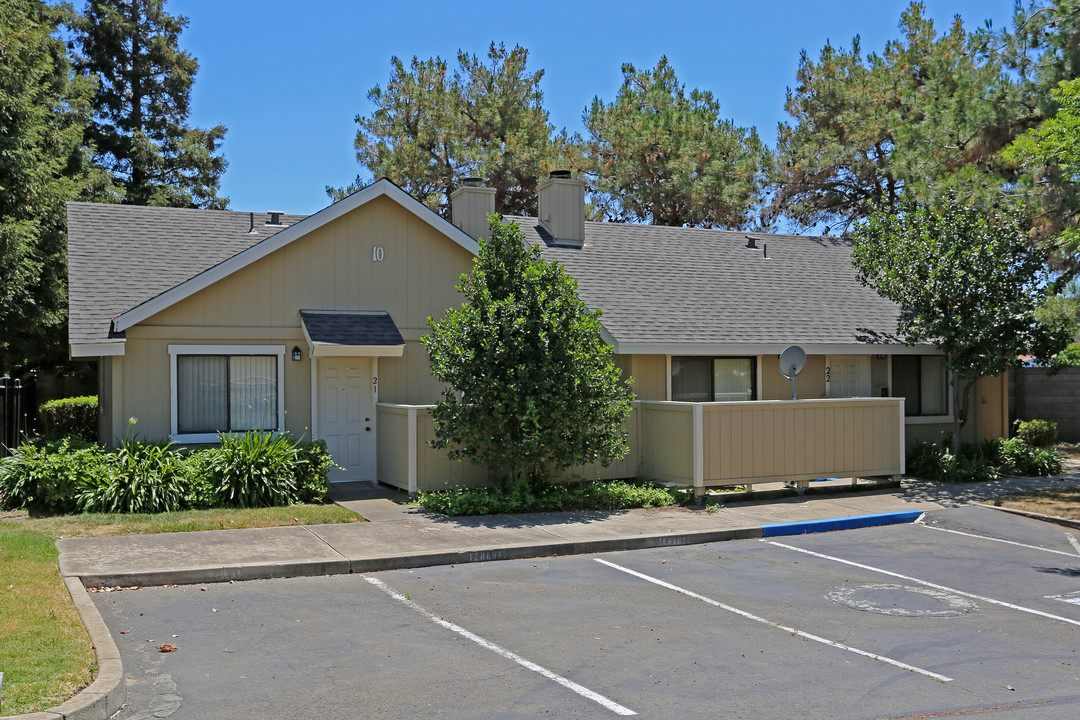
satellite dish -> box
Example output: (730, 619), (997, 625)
(779, 346), (807, 400)
(779, 346), (807, 379)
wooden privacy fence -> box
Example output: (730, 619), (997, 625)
(375, 398), (904, 495)
(637, 398), (905, 494)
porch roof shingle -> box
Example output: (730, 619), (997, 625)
(299, 311), (405, 348)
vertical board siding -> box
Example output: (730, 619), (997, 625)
(375, 404), (410, 491)
(639, 402), (695, 483)
(643, 399), (902, 486)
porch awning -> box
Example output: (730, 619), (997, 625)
(299, 310), (405, 357)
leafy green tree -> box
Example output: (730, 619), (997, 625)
(0, 0), (106, 373)
(73, 0), (227, 208)
(851, 200), (1071, 451)
(1003, 78), (1080, 256)
(773, 3), (1022, 231)
(422, 216), (634, 486)
(583, 57), (770, 228)
(338, 43), (567, 217)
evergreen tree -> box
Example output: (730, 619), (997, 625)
(336, 43), (569, 217)
(773, 4), (1019, 231)
(74, 0), (227, 208)
(583, 57), (770, 229)
(0, 0), (106, 373)
(423, 216), (634, 485)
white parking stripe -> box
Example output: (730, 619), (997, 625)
(915, 520), (1080, 559)
(593, 558), (953, 683)
(1065, 533), (1080, 557)
(363, 576), (637, 716)
(765, 540), (1080, 627)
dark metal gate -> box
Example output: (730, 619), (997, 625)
(1, 375), (30, 455)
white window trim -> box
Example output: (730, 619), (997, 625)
(168, 344), (286, 442)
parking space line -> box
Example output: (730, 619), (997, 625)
(914, 517), (1080, 558)
(363, 576), (637, 716)
(765, 540), (1080, 627)
(593, 558), (953, 683)
(1065, 533), (1080, 557)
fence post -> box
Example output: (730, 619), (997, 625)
(693, 404), (704, 503)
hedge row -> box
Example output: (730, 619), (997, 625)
(0, 432), (334, 514)
(39, 396), (98, 443)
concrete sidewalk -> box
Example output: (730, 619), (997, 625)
(57, 470), (1080, 588)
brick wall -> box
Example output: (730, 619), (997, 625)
(1013, 367), (1080, 441)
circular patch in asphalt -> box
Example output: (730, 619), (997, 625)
(827, 582), (977, 617)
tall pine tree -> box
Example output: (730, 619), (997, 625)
(337, 43), (569, 217)
(0, 0), (107, 373)
(583, 57), (770, 229)
(74, 0), (227, 208)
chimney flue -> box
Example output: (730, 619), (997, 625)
(745, 236), (757, 249)
(266, 211), (285, 226)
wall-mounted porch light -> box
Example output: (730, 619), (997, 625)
(292, 346), (302, 361)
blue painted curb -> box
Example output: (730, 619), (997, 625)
(760, 510), (924, 537)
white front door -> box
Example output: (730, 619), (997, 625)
(318, 358), (375, 482)
(825, 356), (871, 397)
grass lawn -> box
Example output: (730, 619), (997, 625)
(0, 523), (95, 716)
(0, 504), (362, 538)
(984, 486), (1080, 521)
(0, 504), (361, 714)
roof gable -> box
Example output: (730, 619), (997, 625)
(109, 179), (478, 334)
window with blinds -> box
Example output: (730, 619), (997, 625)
(176, 354), (278, 434)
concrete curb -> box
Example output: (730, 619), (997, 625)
(760, 510), (925, 537)
(75, 526), (765, 588)
(4, 578), (125, 720)
(979, 503), (1080, 531)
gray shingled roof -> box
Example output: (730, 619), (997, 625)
(67, 200), (904, 350)
(300, 311), (404, 347)
(508, 217), (904, 348)
(66, 202), (306, 345)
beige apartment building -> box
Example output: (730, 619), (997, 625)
(66, 175), (1007, 495)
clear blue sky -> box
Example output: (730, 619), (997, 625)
(169, 0), (1019, 214)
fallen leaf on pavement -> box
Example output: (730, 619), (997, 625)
(157, 643), (178, 653)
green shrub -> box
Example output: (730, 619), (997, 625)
(999, 436), (1064, 476)
(76, 438), (189, 514)
(204, 431), (299, 508)
(294, 440), (333, 504)
(0, 439), (110, 513)
(1016, 419), (1058, 448)
(39, 396), (98, 442)
(907, 442), (947, 479)
(938, 453), (998, 483)
(180, 450), (220, 509)
(418, 478), (678, 516)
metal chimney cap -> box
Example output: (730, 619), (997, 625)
(745, 236), (758, 249)
(549, 170), (572, 180)
(266, 211), (285, 226)
(461, 177), (484, 187)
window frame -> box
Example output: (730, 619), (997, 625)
(168, 344), (286, 443)
(670, 356), (757, 403)
(891, 354), (952, 423)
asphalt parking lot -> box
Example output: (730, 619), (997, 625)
(93, 506), (1080, 720)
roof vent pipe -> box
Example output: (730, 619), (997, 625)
(247, 212), (257, 234)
